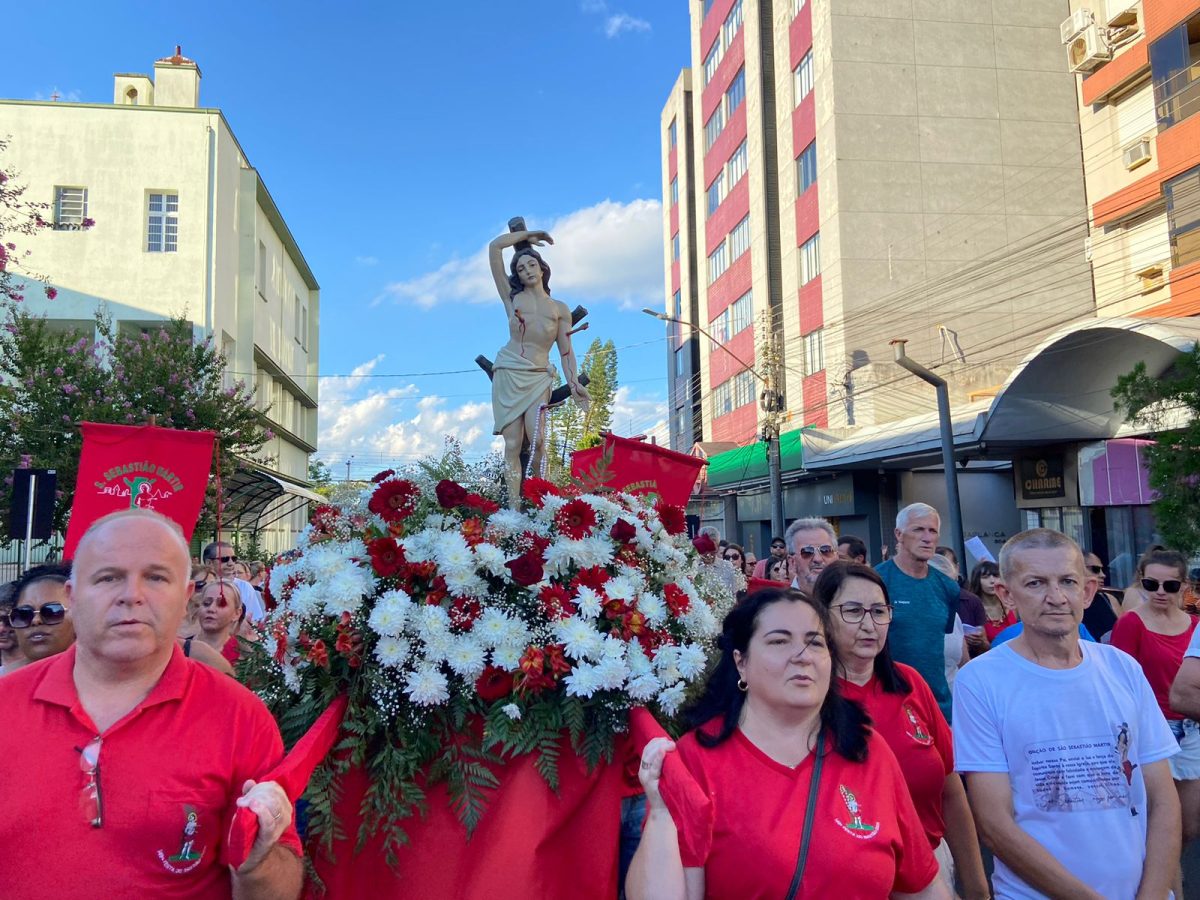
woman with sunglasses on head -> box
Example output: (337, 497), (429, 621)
(4, 564), (75, 673)
(628, 586), (949, 900)
(813, 563), (990, 900)
(1110, 547), (1200, 880)
(190, 579), (246, 665)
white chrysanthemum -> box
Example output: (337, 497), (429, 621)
(658, 681), (687, 716)
(653, 645), (682, 684)
(281, 664), (301, 692)
(555, 617), (603, 662)
(374, 636), (412, 668)
(492, 644), (523, 670)
(595, 655), (630, 691)
(420, 628), (454, 663)
(542, 540), (576, 577)
(597, 634), (627, 662)
(367, 589), (412, 638)
(435, 532), (474, 576)
(681, 602), (719, 639)
(404, 665), (450, 706)
(605, 575), (637, 603)
(627, 672), (661, 702)
(444, 570), (487, 598)
(627, 647), (653, 677)
(287, 582), (323, 617)
(323, 568), (373, 617)
(488, 509), (532, 535)
(418, 604), (451, 633)
(502, 703), (522, 720)
(474, 608), (512, 648)
(677, 643), (708, 680)
(573, 536), (614, 568)
(473, 543), (509, 578)
(499, 617), (532, 650)
(637, 592), (667, 626)
(400, 531), (437, 563)
(538, 494), (568, 520)
(564, 661), (600, 698)
(423, 512), (448, 531)
(575, 586), (604, 620)
(446, 637), (488, 680)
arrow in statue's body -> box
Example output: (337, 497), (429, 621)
(475, 304), (592, 409)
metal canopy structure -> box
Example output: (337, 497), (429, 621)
(981, 317), (1200, 450)
(222, 467), (324, 534)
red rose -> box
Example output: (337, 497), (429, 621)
(506, 551), (545, 587)
(655, 501), (687, 535)
(436, 479), (469, 509)
(475, 665), (515, 702)
(367, 536), (406, 577)
(522, 477), (561, 508)
(610, 518), (637, 544)
(465, 492), (500, 514)
(371, 469), (396, 483)
(692, 533), (717, 555)
(556, 498), (597, 539)
(368, 479), (420, 523)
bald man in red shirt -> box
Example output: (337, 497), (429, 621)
(0, 509), (303, 899)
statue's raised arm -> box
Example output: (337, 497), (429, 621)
(487, 220), (589, 507)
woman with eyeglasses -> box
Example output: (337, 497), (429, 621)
(813, 563), (990, 899)
(628, 585), (948, 900)
(1110, 547), (1200, 874)
(3, 564), (75, 673)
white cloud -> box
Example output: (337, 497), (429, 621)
(605, 13), (651, 37)
(34, 87), (82, 102)
(355, 255), (379, 266)
(382, 198), (663, 309)
(610, 386), (667, 438)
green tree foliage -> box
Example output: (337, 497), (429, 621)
(1112, 341), (1200, 555)
(0, 309), (272, 534)
(580, 338), (618, 446)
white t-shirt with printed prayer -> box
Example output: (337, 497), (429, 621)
(1185, 625), (1200, 659)
(953, 642), (1177, 899)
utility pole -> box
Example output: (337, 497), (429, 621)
(890, 340), (965, 569)
(345, 455), (354, 483)
(757, 312), (785, 539)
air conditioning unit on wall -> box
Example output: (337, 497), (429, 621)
(1106, 1), (1139, 27)
(1122, 138), (1152, 170)
(1068, 25), (1111, 73)
(1061, 8), (1093, 43)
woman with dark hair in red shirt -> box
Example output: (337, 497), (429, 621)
(813, 562), (989, 899)
(627, 586), (947, 900)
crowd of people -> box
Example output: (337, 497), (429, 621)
(631, 504), (1200, 899)
(4, 502), (1200, 898)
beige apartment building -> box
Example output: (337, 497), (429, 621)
(661, 0), (1101, 557)
(0, 49), (321, 554)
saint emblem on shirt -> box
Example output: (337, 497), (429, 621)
(903, 704), (933, 746)
(157, 805), (206, 874)
(1116, 722), (1139, 817)
(834, 784), (880, 839)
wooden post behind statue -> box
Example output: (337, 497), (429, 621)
(487, 218), (590, 507)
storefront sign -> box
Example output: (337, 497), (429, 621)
(1019, 456), (1065, 501)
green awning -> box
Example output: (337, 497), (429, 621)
(706, 429), (806, 488)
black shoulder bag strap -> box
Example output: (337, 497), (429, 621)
(784, 731), (826, 900)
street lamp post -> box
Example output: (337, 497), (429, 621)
(890, 340), (966, 570)
(642, 308), (785, 537)
(345, 455), (354, 483)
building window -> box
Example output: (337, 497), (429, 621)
(703, 0), (744, 86)
(800, 233), (821, 285)
(670, 177), (679, 207)
(1165, 166), (1200, 268)
(723, 0), (744, 50)
(797, 141), (817, 195)
(729, 215), (751, 261)
(672, 233), (681, 261)
(727, 140), (748, 188)
(257, 241), (268, 298)
(704, 41), (722, 86)
(729, 290), (752, 335)
(125, 87), (139, 105)
(146, 192), (178, 253)
(733, 369), (755, 409)
(704, 106), (725, 152)
(53, 187), (88, 229)
(725, 68), (746, 116)
(707, 172), (726, 215)
(794, 51), (813, 106)
(668, 118), (677, 148)
(804, 329), (825, 376)
(713, 379), (732, 417)
(708, 243), (729, 284)
(294, 294), (302, 344)
(1149, 14), (1200, 129)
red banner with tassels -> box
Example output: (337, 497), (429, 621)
(571, 434), (704, 507)
(62, 422), (216, 559)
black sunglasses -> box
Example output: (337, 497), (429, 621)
(206, 554), (237, 564)
(1142, 578), (1182, 593)
(1086, 565), (1105, 574)
(7, 602), (68, 629)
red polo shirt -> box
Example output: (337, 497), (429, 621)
(840, 663), (954, 847)
(0, 644), (302, 899)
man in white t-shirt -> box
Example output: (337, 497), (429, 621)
(1170, 628), (1200, 720)
(954, 528), (1179, 899)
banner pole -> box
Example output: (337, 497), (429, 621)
(22, 472), (36, 576)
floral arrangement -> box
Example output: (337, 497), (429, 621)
(241, 451), (734, 864)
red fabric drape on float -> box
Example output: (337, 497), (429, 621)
(570, 434), (704, 507)
(308, 735), (625, 899)
(62, 422), (216, 559)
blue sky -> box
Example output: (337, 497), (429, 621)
(4, 0), (688, 477)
